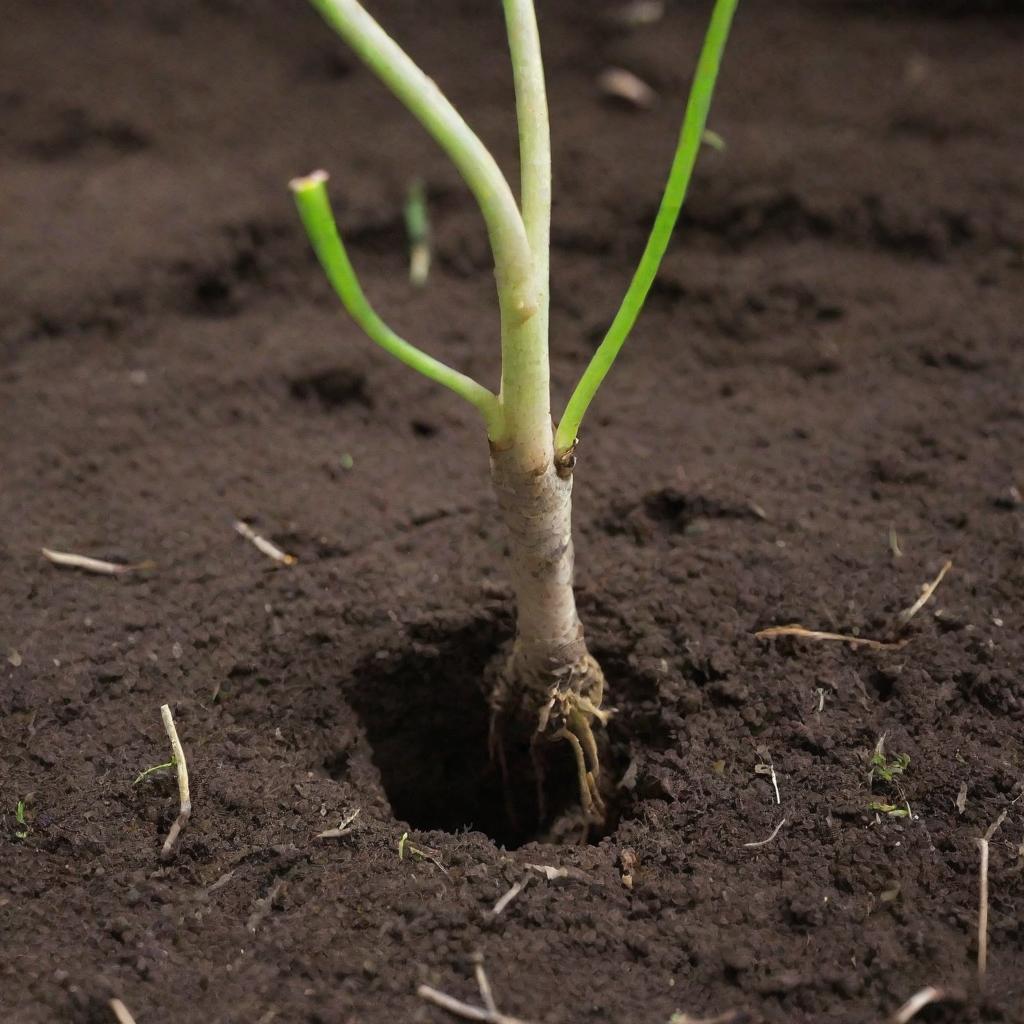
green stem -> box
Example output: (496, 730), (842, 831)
(306, 0), (535, 322)
(555, 0), (739, 458)
(496, 0), (553, 461)
(292, 172), (501, 432)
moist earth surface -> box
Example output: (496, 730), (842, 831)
(2, 2), (1023, 1022)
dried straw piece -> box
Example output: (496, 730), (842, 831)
(233, 520), (296, 566)
(109, 1000), (138, 1024)
(417, 955), (534, 1024)
(598, 67), (658, 109)
(490, 875), (530, 917)
(42, 548), (154, 575)
(754, 625), (905, 650)
(743, 818), (786, 849)
(159, 704), (191, 860)
(895, 559), (952, 628)
(889, 986), (947, 1023)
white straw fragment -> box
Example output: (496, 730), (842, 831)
(743, 818), (786, 848)
(977, 798), (1019, 983)
(160, 703), (191, 860)
(490, 875), (530, 917)
(889, 985), (946, 1024)
(42, 548), (153, 575)
(109, 1000), (138, 1024)
(234, 520), (296, 566)
(896, 560), (952, 628)
(755, 625), (904, 650)
(598, 68), (658, 109)
(417, 965), (534, 1024)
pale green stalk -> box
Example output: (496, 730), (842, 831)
(555, 0), (739, 457)
(306, 0), (536, 342)
(498, 0), (552, 459)
(291, 172), (500, 432)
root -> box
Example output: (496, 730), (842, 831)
(490, 647), (610, 824)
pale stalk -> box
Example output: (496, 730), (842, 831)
(307, 0), (537, 434)
(489, 0), (606, 821)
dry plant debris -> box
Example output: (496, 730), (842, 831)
(756, 559), (953, 649)
(109, 1000), (138, 1024)
(42, 548), (154, 575)
(417, 954), (535, 1024)
(889, 985), (949, 1023)
(233, 520), (297, 565)
(158, 703), (191, 860)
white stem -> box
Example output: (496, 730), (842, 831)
(160, 703), (191, 860)
(490, 446), (586, 694)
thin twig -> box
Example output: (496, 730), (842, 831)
(889, 985), (947, 1023)
(159, 704), (191, 860)
(109, 999), (138, 1024)
(42, 548), (154, 576)
(472, 954), (499, 1016)
(416, 985), (532, 1024)
(757, 560), (952, 649)
(895, 560), (952, 628)
(754, 625), (905, 650)
(977, 798), (1019, 983)
(490, 875), (530, 917)
(233, 520), (296, 566)
(743, 818), (786, 848)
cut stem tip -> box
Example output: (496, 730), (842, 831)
(289, 169), (330, 193)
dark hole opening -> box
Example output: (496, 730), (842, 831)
(344, 616), (621, 849)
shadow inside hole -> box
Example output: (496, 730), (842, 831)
(344, 616), (621, 849)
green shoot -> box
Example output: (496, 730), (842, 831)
(869, 802), (910, 819)
(404, 178), (431, 287)
(288, 0), (739, 823)
(291, 172), (500, 432)
(14, 800), (28, 840)
(870, 751), (911, 785)
(555, 0), (739, 456)
(133, 758), (176, 787)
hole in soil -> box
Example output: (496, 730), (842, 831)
(290, 366), (371, 409)
(345, 616), (622, 849)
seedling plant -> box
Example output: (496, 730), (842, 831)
(290, 0), (738, 821)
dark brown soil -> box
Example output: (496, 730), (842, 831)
(3, 2), (1024, 1022)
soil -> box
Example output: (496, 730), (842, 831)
(2, 1), (1024, 1022)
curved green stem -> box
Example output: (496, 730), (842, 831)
(291, 172), (501, 432)
(307, 0), (535, 315)
(555, 0), (739, 458)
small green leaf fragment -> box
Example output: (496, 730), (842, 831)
(14, 800), (28, 839)
(133, 758), (176, 787)
(701, 128), (727, 151)
(869, 802), (910, 818)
